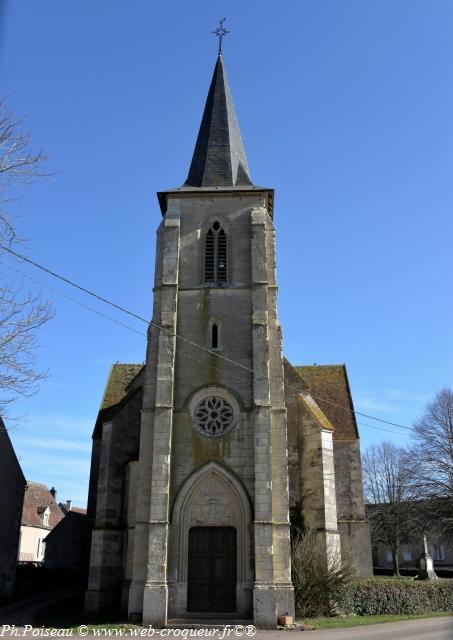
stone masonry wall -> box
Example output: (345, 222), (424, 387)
(85, 392), (141, 612)
(170, 193), (263, 505)
(333, 440), (366, 520)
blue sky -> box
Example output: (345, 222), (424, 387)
(1, 1), (452, 506)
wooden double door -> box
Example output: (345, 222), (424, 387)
(187, 526), (237, 613)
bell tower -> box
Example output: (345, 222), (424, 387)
(127, 52), (295, 628)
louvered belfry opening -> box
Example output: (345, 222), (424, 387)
(205, 229), (215, 282)
(204, 221), (227, 285)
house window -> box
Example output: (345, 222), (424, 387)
(204, 221), (227, 285)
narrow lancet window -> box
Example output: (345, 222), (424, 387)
(211, 323), (218, 349)
(204, 221), (227, 285)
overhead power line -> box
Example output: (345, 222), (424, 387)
(5, 263), (148, 339)
(356, 420), (412, 438)
(1, 245), (148, 324)
(1, 244), (413, 435)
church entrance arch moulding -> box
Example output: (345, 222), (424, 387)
(169, 461), (253, 617)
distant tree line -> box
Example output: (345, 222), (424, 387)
(362, 388), (453, 576)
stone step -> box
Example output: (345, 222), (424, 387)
(166, 619), (253, 628)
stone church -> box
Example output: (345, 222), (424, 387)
(85, 52), (372, 628)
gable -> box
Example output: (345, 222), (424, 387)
(292, 364), (359, 440)
(93, 364), (144, 438)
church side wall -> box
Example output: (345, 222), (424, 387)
(334, 439), (373, 576)
(121, 461), (139, 610)
(283, 364), (305, 511)
(284, 359), (373, 577)
(85, 393), (142, 612)
(333, 440), (366, 520)
(87, 438), (102, 520)
(338, 520), (373, 577)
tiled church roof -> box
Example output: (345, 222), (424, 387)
(295, 365), (359, 440)
(92, 364), (144, 438)
(94, 362), (359, 441)
(100, 364), (143, 411)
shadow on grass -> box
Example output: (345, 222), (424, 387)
(34, 593), (127, 629)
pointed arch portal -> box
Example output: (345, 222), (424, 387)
(169, 462), (253, 616)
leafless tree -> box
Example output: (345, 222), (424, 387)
(291, 528), (355, 617)
(411, 389), (453, 534)
(0, 101), (53, 417)
(363, 441), (419, 576)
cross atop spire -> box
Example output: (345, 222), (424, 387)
(213, 18), (229, 54)
(183, 54), (253, 188)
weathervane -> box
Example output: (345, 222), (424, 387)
(213, 18), (229, 54)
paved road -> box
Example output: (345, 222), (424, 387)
(0, 614), (452, 639)
(277, 616), (453, 640)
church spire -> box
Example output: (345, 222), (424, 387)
(184, 53), (253, 188)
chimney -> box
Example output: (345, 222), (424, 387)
(50, 487), (57, 500)
(66, 500), (72, 511)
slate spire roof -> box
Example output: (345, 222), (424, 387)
(184, 53), (253, 188)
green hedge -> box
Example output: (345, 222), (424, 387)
(338, 579), (453, 616)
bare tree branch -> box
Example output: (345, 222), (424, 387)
(363, 441), (420, 576)
(410, 389), (453, 534)
(0, 101), (53, 418)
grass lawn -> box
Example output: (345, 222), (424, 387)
(300, 611), (453, 630)
(35, 591), (453, 632)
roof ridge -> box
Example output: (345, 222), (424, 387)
(295, 363), (345, 368)
(111, 363), (142, 367)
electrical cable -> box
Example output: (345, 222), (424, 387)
(1, 244), (414, 435)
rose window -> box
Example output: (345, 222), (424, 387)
(194, 396), (234, 437)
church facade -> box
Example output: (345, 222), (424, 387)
(85, 53), (372, 628)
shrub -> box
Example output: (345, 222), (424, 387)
(338, 579), (453, 616)
(291, 528), (355, 617)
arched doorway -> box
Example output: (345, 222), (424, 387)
(169, 462), (253, 618)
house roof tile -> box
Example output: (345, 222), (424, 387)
(22, 481), (64, 529)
